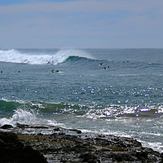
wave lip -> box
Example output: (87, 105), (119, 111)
(0, 49), (94, 65)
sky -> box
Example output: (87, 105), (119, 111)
(0, 0), (163, 48)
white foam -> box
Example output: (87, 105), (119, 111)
(81, 129), (131, 138)
(0, 108), (58, 127)
(81, 129), (163, 152)
(1, 97), (27, 104)
(140, 141), (163, 153)
(0, 49), (93, 65)
(82, 105), (163, 119)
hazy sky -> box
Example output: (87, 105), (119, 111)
(0, 0), (163, 48)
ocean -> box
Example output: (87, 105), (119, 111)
(0, 48), (163, 152)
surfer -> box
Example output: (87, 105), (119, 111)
(99, 62), (110, 70)
(102, 65), (110, 70)
(51, 69), (60, 73)
(103, 67), (107, 70)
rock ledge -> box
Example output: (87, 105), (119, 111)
(0, 125), (163, 163)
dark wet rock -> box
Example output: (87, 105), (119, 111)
(16, 123), (29, 129)
(16, 123), (49, 129)
(80, 153), (99, 163)
(52, 126), (82, 135)
(0, 131), (47, 163)
(15, 127), (163, 163)
(0, 124), (13, 129)
(53, 127), (61, 131)
(1, 126), (163, 163)
(69, 128), (82, 134)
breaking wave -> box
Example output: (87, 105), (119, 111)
(0, 49), (94, 65)
(0, 108), (59, 128)
(0, 99), (62, 128)
(1, 99), (163, 120)
(0, 109), (58, 127)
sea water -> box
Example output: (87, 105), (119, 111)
(0, 48), (163, 152)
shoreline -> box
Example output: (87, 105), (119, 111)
(0, 124), (163, 162)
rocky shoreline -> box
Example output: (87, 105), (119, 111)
(0, 125), (163, 163)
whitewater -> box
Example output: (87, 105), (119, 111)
(0, 49), (94, 65)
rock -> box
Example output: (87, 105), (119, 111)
(16, 129), (163, 163)
(0, 124), (13, 129)
(80, 153), (99, 163)
(16, 123), (29, 129)
(53, 127), (61, 131)
(1, 125), (163, 163)
(16, 123), (48, 129)
(0, 131), (47, 163)
(69, 128), (82, 134)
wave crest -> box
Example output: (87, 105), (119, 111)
(0, 108), (58, 128)
(0, 49), (94, 65)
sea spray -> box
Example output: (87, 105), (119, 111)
(0, 108), (58, 127)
